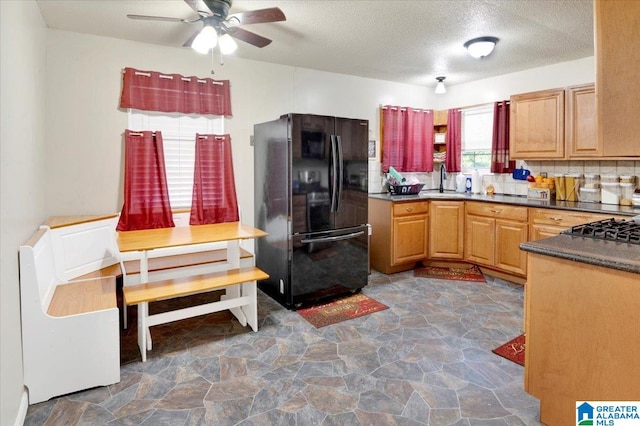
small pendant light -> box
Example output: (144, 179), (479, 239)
(435, 76), (446, 94)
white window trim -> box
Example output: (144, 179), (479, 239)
(461, 104), (493, 174)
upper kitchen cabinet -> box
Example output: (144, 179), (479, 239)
(510, 89), (565, 159)
(566, 84), (600, 157)
(433, 110), (448, 127)
(511, 84), (602, 159)
(595, 0), (640, 158)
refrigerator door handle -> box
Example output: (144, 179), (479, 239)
(300, 230), (364, 244)
(336, 135), (343, 212)
(330, 135), (338, 212)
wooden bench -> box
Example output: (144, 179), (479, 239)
(123, 267), (268, 360)
(118, 247), (255, 328)
(19, 221), (121, 404)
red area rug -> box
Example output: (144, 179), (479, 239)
(414, 264), (486, 282)
(297, 293), (389, 328)
(492, 334), (526, 366)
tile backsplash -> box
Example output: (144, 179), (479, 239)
(368, 160), (640, 195)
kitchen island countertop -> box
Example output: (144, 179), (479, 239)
(520, 234), (640, 274)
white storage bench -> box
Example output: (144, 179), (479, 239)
(19, 216), (121, 404)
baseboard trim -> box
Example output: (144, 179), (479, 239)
(15, 389), (28, 426)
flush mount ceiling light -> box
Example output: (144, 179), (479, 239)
(464, 36), (499, 59)
(435, 76), (446, 94)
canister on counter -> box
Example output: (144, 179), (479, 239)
(601, 182), (621, 205)
(580, 188), (600, 203)
(565, 174), (582, 202)
(620, 183), (635, 206)
(555, 174), (566, 200)
(583, 174), (600, 189)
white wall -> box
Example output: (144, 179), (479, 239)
(0, 1), (48, 425)
(437, 56), (595, 109)
(44, 29), (434, 227)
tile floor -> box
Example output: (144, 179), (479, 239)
(24, 269), (542, 425)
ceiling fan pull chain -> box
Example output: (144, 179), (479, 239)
(210, 48), (215, 75)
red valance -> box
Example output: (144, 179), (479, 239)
(119, 67), (232, 116)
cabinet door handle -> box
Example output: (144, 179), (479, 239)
(490, 209), (501, 214)
(549, 216), (563, 221)
(405, 207), (414, 212)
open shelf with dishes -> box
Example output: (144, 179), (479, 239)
(433, 110), (447, 164)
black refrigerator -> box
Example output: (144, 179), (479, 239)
(253, 113), (370, 309)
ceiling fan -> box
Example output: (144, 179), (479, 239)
(127, 0), (286, 54)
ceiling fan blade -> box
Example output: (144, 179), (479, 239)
(183, 0), (208, 14)
(227, 7), (286, 25)
(227, 27), (272, 48)
(182, 29), (201, 48)
(127, 14), (198, 24)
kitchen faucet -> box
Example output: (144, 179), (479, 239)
(439, 164), (446, 193)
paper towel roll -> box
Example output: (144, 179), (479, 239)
(472, 170), (482, 194)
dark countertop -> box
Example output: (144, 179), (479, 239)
(520, 235), (640, 274)
(368, 190), (640, 217)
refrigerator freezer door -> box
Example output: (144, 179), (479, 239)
(291, 114), (335, 233)
(333, 118), (369, 230)
(290, 225), (369, 308)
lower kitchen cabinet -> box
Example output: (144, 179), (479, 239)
(429, 201), (464, 260)
(529, 208), (628, 241)
(392, 202), (429, 265)
(465, 201), (528, 276)
(525, 253), (640, 426)
(369, 198), (429, 274)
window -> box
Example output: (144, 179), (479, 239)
(128, 110), (223, 209)
(461, 104), (493, 171)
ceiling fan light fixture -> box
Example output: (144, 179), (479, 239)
(435, 76), (446, 94)
(218, 34), (238, 54)
(464, 36), (499, 59)
(192, 25), (218, 54)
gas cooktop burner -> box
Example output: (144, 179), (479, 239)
(562, 218), (640, 245)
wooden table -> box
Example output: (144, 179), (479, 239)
(116, 222), (268, 361)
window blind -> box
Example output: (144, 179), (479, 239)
(128, 110), (223, 209)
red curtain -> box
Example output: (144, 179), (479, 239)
(404, 109), (434, 172)
(381, 106), (405, 173)
(381, 106), (434, 173)
(490, 101), (515, 173)
(189, 134), (239, 225)
(116, 130), (175, 231)
(119, 67), (232, 116)
(445, 108), (462, 172)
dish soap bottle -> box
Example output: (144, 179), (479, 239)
(456, 174), (466, 193)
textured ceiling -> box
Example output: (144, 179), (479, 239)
(36, 0), (595, 88)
